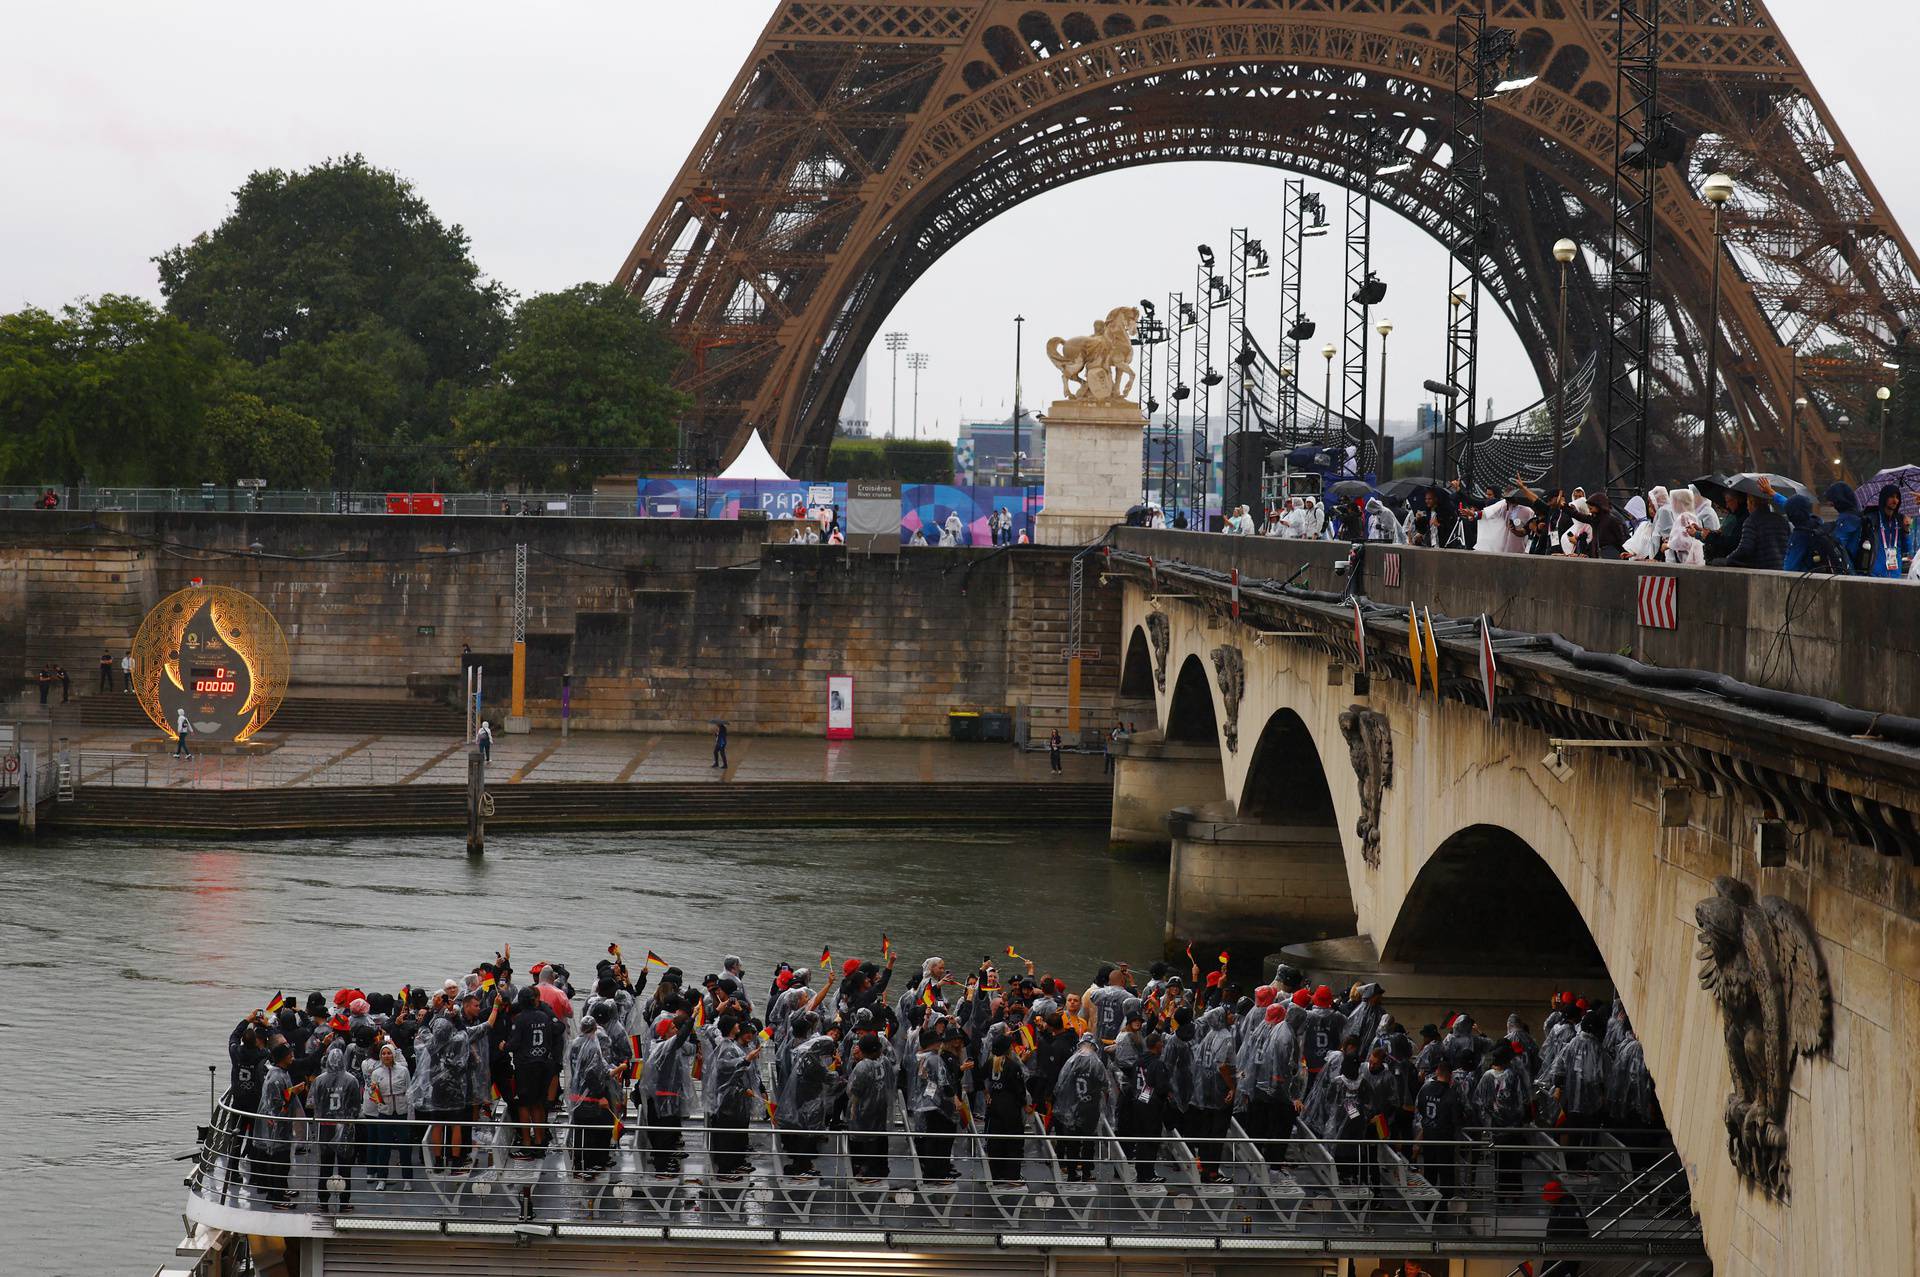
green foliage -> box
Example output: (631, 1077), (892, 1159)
(155, 154), (509, 385)
(826, 437), (955, 483)
(0, 295), (233, 485)
(458, 284), (688, 489)
(197, 393), (330, 488)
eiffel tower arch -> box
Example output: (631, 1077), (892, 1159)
(618, 2), (1919, 480)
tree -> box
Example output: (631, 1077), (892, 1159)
(0, 295), (232, 486)
(459, 284), (687, 489)
(197, 393), (330, 489)
(155, 154), (509, 385)
(238, 320), (436, 490)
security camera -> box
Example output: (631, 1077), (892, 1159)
(1541, 747), (1574, 783)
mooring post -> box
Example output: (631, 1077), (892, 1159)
(466, 746), (485, 855)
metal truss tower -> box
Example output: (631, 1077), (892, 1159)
(1276, 186), (1304, 446)
(1193, 257), (1220, 527)
(1443, 0), (1495, 494)
(1342, 187), (1373, 465)
(1602, 0), (1661, 499)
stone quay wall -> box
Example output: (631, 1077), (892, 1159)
(0, 512), (1119, 740)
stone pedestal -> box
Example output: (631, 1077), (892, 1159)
(1033, 396), (1145, 546)
(1165, 800), (1356, 952)
(1109, 730), (1224, 854)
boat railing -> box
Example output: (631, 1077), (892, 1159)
(187, 1093), (1705, 1257)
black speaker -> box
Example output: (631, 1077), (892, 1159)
(1222, 431), (1269, 519)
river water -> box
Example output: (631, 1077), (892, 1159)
(0, 826), (1166, 1276)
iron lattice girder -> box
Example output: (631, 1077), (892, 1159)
(620, 1), (1920, 477)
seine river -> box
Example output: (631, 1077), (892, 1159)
(0, 827), (1166, 1276)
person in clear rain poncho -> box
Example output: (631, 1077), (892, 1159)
(1189, 1004), (1238, 1183)
(777, 1020), (842, 1177)
(909, 1026), (968, 1180)
(703, 1016), (762, 1177)
(568, 1022), (619, 1175)
(846, 1033), (899, 1180)
(639, 1010), (699, 1172)
(311, 1047), (365, 1213)
(254, 1043), (306, 1206)
(1052, 1033), (1110, 1182)
(1342, 982), (1387, 1056)
(410, 1016), (468, 1171)
(1539, 1008), (1611, 1139)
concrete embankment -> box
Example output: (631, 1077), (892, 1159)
(40, 780), (1111, 838)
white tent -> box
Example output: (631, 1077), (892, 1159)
(715, 428), (792, 481)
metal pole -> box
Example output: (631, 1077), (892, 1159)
(1012, 316), (1024, 489)
(1323, 350), (1334, 430)
(1703, 203), (1723, 474)
(1555, 260), (1570, 492)
(508, 543), (528, 732)
(1376, 332), (1391, 481)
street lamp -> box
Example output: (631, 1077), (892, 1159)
(1321, 342), (1338, 429)
(1011, 315), (1025, 488)
(1374, 320), (1394, 481)
(1878, 384), (1894, 471)
(885, 331), (909, 438)
(907, 352), (930, 440)
(1700, 172), (1736, 473)
(1552, 237), (1578, 492)
(1793, 395), (1809, 478)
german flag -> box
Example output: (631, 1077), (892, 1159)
(819, 946), (832, 970)
(1217, 949), (1230, 967)
(1005, 945), (1024, 961)
(920, 983), (937, 1009)
(880, 933), (893, 961)
(693, 1000), (707, 1029)
(265, 992), (286, 1015)
(490, 1082), (503, 1103)
(645, 950), (667, 968)
(1018, 1023), (1036, 1052)
(630, 1033), (644, 1060)
(612, 1116), (625, 1144)
(1370, 1113), (1391, 1141)
(758, 1024), (774, 1041)
(398, 984), (410, 1007)
(764, 1097), (778, 1123)
(479, 973), (496, 991)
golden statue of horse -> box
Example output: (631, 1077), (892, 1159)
(1046, 305), (1139, 402)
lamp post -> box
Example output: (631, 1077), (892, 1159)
(1374, 320), (1394, 481)
(1793, 395), (1808, 479)
(1878, 384), (1894, 472)
(907, 352), (929, 440)
(1012, 314), (1025, 489)
(885, 331), (909, 438)
(1321, 342), (1337, 430)
(1700, 172), (1736, 473)
(1552, 238), (1577, 493)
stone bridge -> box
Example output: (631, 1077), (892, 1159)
(1102, 528), (1918, 1277)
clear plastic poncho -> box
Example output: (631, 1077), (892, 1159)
(310, 1048), (363, 1144)
(847, 1053), (898, 1132)
(639, 1026), (697, 1118)
(777, 1034), (841, 1131)
(1051, 1035), (1110, 1134)
(1190, 1009), (1237, 1110)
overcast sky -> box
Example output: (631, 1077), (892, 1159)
(5, 1), (1914, 447)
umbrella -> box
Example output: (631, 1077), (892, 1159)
(1328, 479), (1375, 500)
(1691, 473), (1731, 502)
(1376, 476), (1436, 502)
(1727, 472), (1810, 502)
(1853, 465), (1920, 517)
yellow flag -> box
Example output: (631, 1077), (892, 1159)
(1422, 607), (1442, 700)
(1408, 607), (1423, 696)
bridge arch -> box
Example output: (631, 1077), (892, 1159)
(624, 3), (1914, 477)
(1118, 624), (1154, 701)
(1237, 705), (1337, 826)
(1164, 653), (1218, 746)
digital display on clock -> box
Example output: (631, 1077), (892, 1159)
(191, 665), (240, 695)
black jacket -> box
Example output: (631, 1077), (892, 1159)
(1720, 502), (1789, 570)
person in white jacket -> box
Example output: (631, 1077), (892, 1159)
(363, 1041), (414, 1185)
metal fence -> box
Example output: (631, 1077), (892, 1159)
(191, 1096), (1702, 1259)
(0, 485), (648, 518)
(74, 748), (433, 790)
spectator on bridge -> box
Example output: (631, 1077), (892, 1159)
(1782, 494), (1852, 574)
(1473, 487), (1531, 554)
(1365, 497), (1408, 544)
(1714, 477), (1789, 570)
(1562, 490), (1629, 559)
(939, 512), (965, 546)
(1702, 488), (1745, 560)
(1824, 482), (1864, 567)
(1261, 506), (1284, 536)
(1862, 484), (1913, 578)
(1409, 487), (1460, 547)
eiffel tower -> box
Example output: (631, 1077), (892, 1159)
(618, 1), (1918, 483)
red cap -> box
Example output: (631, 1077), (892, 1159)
(1265, 1004), (1285, 1024)
(654, 1015), (675, 1038)
(841, 957), (861, 977)
(1292, 988), (1312, 1008)
(1205, 971), (1224, 987)
(1313, 986), (1333, 1008)
(334, 988), (365, 1008)
(1541, 1179), (1569, 1204)
(328, 1014), (351, 1033)
(1254, 986), (1277, 1007)
(1575, 997), (1589, 1011)
(775, 970), (794, 991)
(1558, 990), (1575, 1005)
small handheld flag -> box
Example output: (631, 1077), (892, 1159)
(398, 984), (410, 1007)
(1370, 1112), (1391, 1141)
(693, 1000), (707, 1029)
(1184, 941), (1194, 961)
(1217, 949), (1230, 968)
(1422, 606), (1442, 700)
(920, 984), (936, 1008)
(881, 933), (893, 960)
(630, 1033), (644, 1059)
(645, 950), (667, 968)
(1005, 945), (1024, 961)
(612, 1116), (625, 1143)
(608, 942), (621, 957)
(480, 973), (496, 991)
(819, 946), (832, 970)
(1019, 1023), (1036, 1052)
(757, 1024), (774, 1041)
(265, 992), (286, 1015)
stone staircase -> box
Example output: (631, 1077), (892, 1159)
(51, 693), (465, 736)
(49, 780), (1113, 836)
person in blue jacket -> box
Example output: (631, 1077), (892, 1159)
(1823, 482), (1864, 568)
(1861, 485), (1914, 578)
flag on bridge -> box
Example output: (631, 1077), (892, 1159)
(1421, 607), (1442, 700)
(1478, 614), (1499, 722)
(1350, 598), (1366, 674)
(1407, 607), (1422, 696)
(1229, 567), (1240, 620)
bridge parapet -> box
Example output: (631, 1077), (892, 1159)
(1111, 528), (1920, 720)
